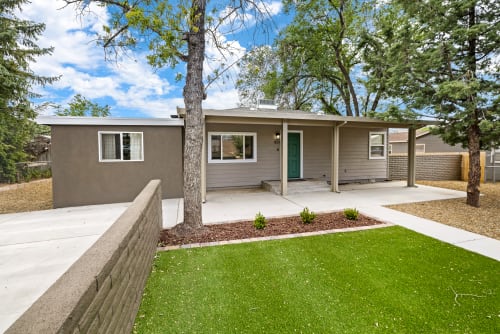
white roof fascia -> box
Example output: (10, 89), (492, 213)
(202, 109), (436, 128)
(37, 116), (184, 126)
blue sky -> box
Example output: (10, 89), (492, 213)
(20, 1), (290, 118)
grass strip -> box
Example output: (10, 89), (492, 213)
(134, 226), (499, 333)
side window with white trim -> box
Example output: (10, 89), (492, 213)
(99, 131), (144, 161)
(369, 132), (386, 159)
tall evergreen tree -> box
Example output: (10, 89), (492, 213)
(0, 0), (57, 182)
(367, 0), (499, 207)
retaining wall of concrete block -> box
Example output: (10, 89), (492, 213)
(389, 153), (462, 181)
(6, 180), (162, 334)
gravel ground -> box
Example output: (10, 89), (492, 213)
(0, 178), (52, 214)
(387, 180), (500, 240)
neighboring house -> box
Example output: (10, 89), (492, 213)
(38, 108), (429, 208)
(486, 148), (500, 182)
(389, 128), (466, 154)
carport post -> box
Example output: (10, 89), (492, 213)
(331, 123), (340, 192)
(280, 120), (288, 196)
(407, 127), (417, 187)
(331, 121), (346, 192)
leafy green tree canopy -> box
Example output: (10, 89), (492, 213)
(237, 0), (390, 116)
(56, 94), (111, 117)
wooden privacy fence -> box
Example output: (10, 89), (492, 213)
(460, 152), (486, 182)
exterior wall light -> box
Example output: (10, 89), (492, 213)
(274, 132), (280, 144)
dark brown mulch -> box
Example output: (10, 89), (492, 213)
(159, 211), (382, 246)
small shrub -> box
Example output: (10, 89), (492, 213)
(343, 208), (359, 220)
(254, 212), (267, 229)
(300, 207), (316, 224)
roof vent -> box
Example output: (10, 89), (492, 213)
(257, 99), (278, 110)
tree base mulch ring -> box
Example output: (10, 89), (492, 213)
(159, 211), (382, 246)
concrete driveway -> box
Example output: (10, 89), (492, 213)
(0, 203), (128, 333)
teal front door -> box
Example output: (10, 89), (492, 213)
(288, 132), (301, 179)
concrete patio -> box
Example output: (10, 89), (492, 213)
(164, 181), (468, 226)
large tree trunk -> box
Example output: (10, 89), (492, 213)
(465, 4), (480, 208)
(175, 0), (206, 235)
(466, 121), (481, 207)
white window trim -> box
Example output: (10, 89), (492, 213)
(208, 132), (257, 163)
(98, 131), (144, 162)
(369, 131), (387, 160)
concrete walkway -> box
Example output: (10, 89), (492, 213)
(165, 182), (500, 262)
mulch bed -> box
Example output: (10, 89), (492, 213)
(159, 211), (382, 246)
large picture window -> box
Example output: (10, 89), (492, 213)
(99, 131), (143, 161)
(369, 131), (386, 159)
(208, 132), (257, 163)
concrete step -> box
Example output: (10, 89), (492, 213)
(262, 180), (330, 195)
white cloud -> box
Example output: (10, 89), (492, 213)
(19, 0), (179, 117)
(21, 0), (281, 118)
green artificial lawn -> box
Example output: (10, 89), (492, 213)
(134, 227), (500, 333)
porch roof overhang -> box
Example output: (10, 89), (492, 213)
(201, 108), (437, 129)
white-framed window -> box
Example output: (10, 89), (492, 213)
(208, 132), (257, 163)
(369, 131), (386, 159)
(416, 144), (425, 153)
(98, 131), (144, 162)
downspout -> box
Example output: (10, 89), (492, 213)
(331, 121), (347, 193)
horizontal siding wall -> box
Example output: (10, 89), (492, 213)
(292, 126), (331, 180)
(418, 134), (467, 153)
(339, 127), (388, 182)
(206, 123), (280, 188)
(207, 124), (390, 187)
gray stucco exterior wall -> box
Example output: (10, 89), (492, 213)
(51, 125), (183, 208)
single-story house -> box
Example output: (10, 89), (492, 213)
(38, 108), (430, 208)
(389, 127), (466, 154)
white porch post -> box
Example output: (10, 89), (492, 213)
(407, 127), (417, 187)
(201, 122), (207, 202)
(331, 123), (340, 192)
(280, 120), (288, 196)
